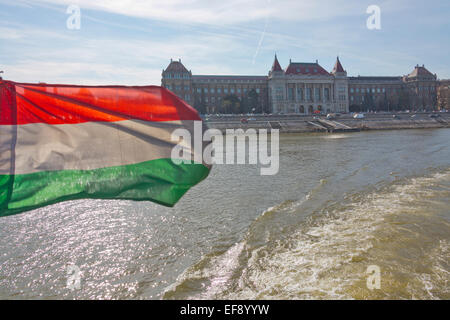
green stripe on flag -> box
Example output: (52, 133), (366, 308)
(0, 158), (210, 217)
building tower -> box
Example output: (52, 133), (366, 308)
(161, 58), (193, 104)
(331, 56), (349, 113)
(268, 54), (286, 113)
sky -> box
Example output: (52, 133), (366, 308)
(0, 0), (449, 85)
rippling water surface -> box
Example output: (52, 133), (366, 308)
(1, 129), (449, 299)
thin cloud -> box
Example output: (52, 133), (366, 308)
(16, 0), (370, 25)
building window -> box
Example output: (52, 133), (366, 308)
(314, 88), (320, 101)
(288, 87), (294, 101)
(196, 88), (201, 93)
(276, 87), (284, 101)
(237, 88), (241, 94)
(230, 88), (235, 94)
(166, 85), (171, 90)
(224, 88), (228, 94)
(217, 88), (221, 94)
(211, 88), (215, 93)
(350, 88), (354, 93)
(204, 88), (208, 93)
(324, 88), (330, 101)
(256, 88), (260, 93)
(185, 94), (190, 101)
(306, 88), (312, 101)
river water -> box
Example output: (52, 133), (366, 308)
(0, 129), (449, 299)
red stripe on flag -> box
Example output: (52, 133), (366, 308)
(0, 81), (16, 125)
(0, 81), (201, 125)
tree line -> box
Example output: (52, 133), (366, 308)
(349, 88), (437, 112)
(195, 89), (264, 114)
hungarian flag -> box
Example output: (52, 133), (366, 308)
(0, 80), (210, 217)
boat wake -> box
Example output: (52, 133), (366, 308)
(164, 169), (450, 299)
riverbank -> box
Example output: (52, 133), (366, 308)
(206, 112), (450, 133)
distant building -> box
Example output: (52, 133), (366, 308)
(268, 55), (342, 114)
(437, 79), (450, 110)
(161, 59), (267, 114)
(161, 57), (439, 114)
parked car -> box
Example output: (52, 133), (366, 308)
(326, 113), (336, 120)
(353, 113), (365, 119)
(240, 118), (248, 124)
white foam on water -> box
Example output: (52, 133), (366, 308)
(220, 169), (450, 299)
(164, 169), (450, 300)
(323, 134), (351, 140)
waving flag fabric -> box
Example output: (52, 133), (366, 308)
(0, 80), (210, 217)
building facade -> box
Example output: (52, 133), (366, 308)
(161, 59), (268, 114)
(268, 55), (343, 114)
(162, 57), (439, 114)
(437, 79), (450, 110)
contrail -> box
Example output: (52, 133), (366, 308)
(252, 0), (271, 65)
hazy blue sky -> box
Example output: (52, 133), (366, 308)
(1, 0), (449, 85)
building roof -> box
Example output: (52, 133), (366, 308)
(349, 76), (403, 82)
(164, 59), (189, 73)
(407, 65), (435, 78)
(285, 62), (330, 75)
(271, 54), (283, 72)
(192, 75), (267, 82)
(332, 56), (345, 73)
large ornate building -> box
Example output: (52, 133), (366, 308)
(161, 56), (439, 114)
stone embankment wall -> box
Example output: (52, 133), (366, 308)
(206, 114), (450, 133)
